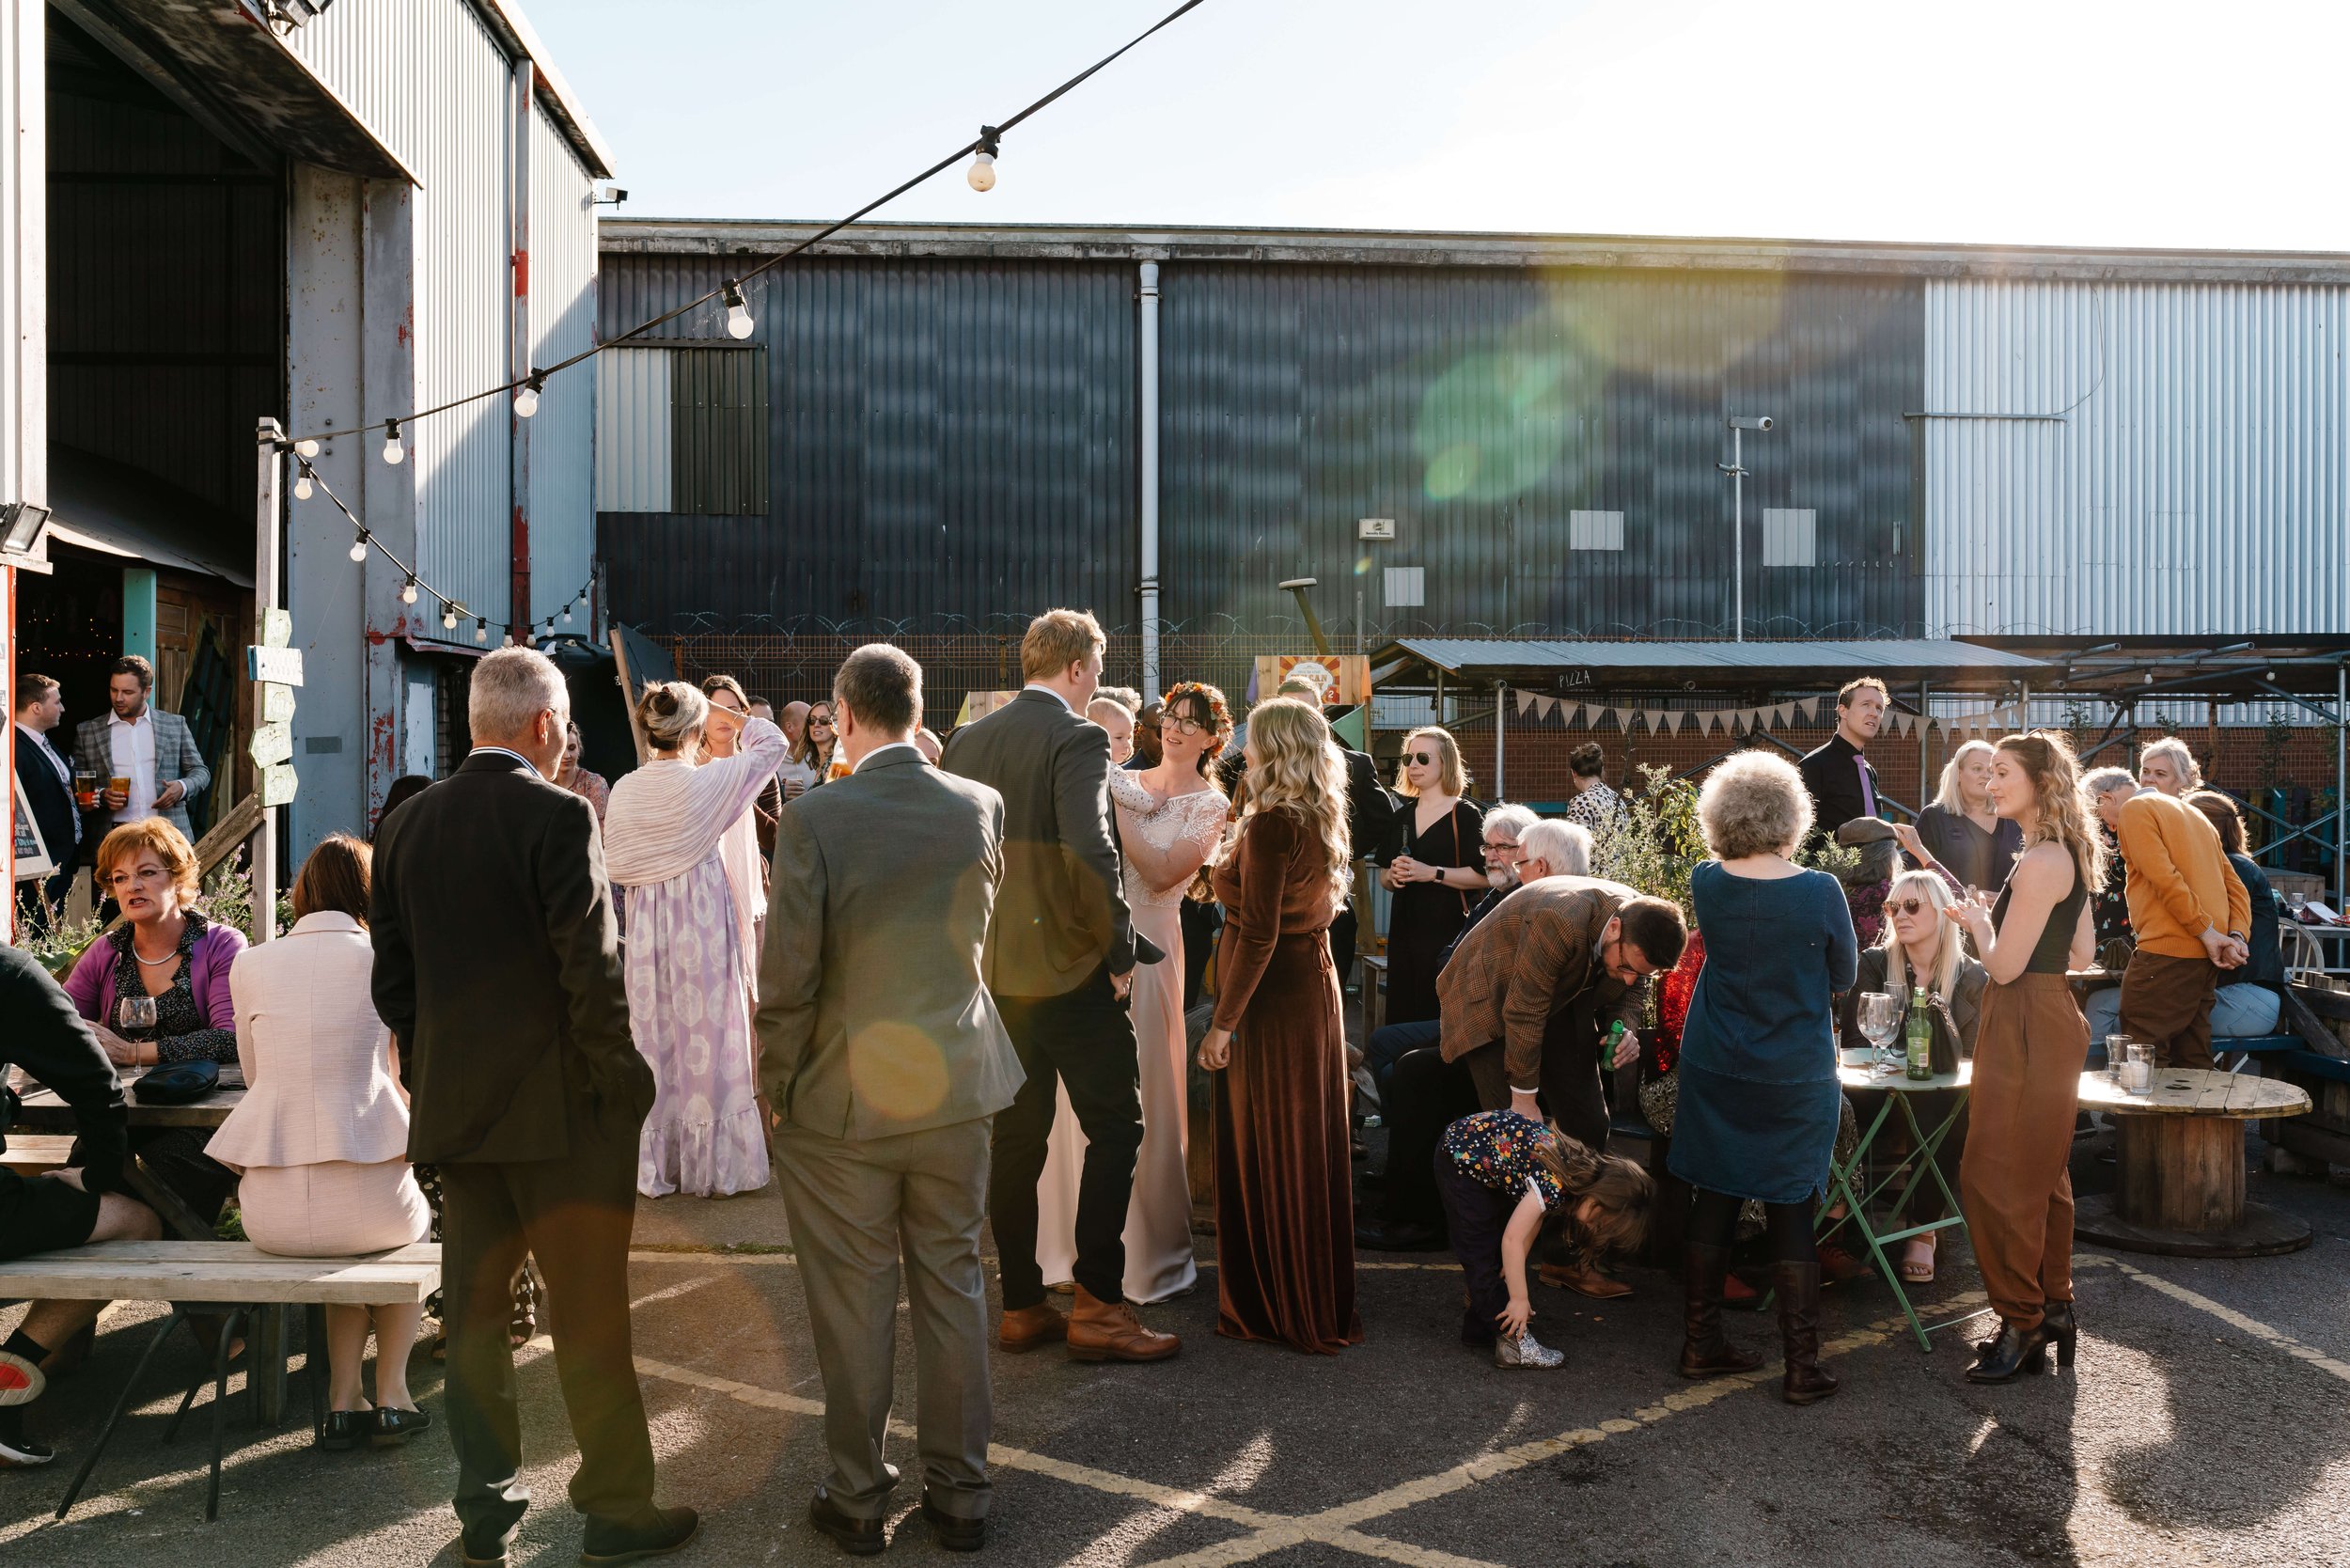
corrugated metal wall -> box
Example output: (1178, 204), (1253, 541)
(528, 118), (597, 612)
(1160, 265), (1922, 637)
(598, 346), (670, 510)
(1923, 279), (2350, 637)
(0, 0), (37, 517)
(597, 256), (1138, 628)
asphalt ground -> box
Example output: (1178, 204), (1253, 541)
(5, 1137), (2349, 1568)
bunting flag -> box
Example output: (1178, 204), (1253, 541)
(1700, 711), (1719, 736)
(1515, 689), (1537, 716)
(1772, 703), (1791, 728)
(1540, 696), (1559, 720)
(1611, 707), (1633, 731)
(1667, 710), (1687, 734)
(1895, 712), (1914, 738)
(1794, 697), (1814, 723)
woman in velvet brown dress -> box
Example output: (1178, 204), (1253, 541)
(1198, 697), (1362, 1354)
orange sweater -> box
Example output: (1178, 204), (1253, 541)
(2116, 791), (2249, 960)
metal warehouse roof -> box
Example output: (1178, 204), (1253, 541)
(602, 218), (2350, 287)
(1378, 638), (2051, 691)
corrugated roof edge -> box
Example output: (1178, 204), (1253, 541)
(466, 0), (616, 179)
(599, 218), (2350, 286)
(1383, 638), (2052, 684)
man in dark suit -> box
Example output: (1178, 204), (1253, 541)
(759, 644), (1023, 1555)
(941, 608), (1178, 1363)
(1796, 677), (1888, 842)
(12, 673), (81, 931)
(371, 647), (696, 1568)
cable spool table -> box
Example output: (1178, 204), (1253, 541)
(2074, 1068), (2313, 1258)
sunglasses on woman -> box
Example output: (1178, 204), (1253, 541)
(1887, 898), (1938, 917)
(1410, 751), (1435, 766)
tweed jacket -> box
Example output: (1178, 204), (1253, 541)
(1436, 873), (1648, 1088)
(72, 707), (210, 847)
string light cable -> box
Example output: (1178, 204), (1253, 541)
(275, 0), (1212, 452)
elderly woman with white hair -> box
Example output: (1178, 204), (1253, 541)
(1838, 869), (1989, 1283)
(1669, 750), (1856, 1406)
(603, 681), (788, 1198)
(2136, 735), (2201, 796)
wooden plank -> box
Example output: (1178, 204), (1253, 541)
(0, 1242), (440, 1305)
(192, 792), (264, 878)
(2076, 1069), (2309, 1119)
(2281, 986), (2349, 1060)
(0, 1135), (77, 1173)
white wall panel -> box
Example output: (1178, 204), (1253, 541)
(597, 347), (671, 511)
(529, 114), (597, 619)
(1925, 279), (2350, 637)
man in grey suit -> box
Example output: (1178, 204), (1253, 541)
(940, 608), (1179, 1364)
(759, 643), (1024, 1556)
(71, 654), (209, 847)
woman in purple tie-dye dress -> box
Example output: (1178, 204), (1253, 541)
(603, 682), (788, 1198)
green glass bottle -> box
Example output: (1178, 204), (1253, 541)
(1904, 992), (1935, 1081)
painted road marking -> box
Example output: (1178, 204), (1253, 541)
(2077, 1252), (2350, 1386)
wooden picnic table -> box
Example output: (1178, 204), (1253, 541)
(2075, 1068), (2312, 1258)
(10, 1062), (246, 1133)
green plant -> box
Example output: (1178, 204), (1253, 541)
(1591, 763), (1705, 917)
(20, 911), (107, 980)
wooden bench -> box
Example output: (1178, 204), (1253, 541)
(2269, 1048), (2350, 1168)
(0, 1241), (441, 1522)
(0, 1134), (78, 1176)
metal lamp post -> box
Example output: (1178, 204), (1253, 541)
(1718, 415), (1774, 641)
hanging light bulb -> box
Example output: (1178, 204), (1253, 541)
(400, 576), (419, 605)
(475, 618), (489, 644)
(514, 370), (546, 418)
(967, 125), (1002, 192)
(561, 601), (573, 624)
(292, 467), (314, 500)
(349, 533), (369, 564)
(294, 438), (320, 459)
(382, 418), (405, 465)
(442, 604), (460, 631)
(722, 280), (754, 339)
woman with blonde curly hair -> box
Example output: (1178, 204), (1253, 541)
(1198, 698), (1361, 1352)
(1950, 731), (2098, 1385)
(1379, 725), (1484, 1026)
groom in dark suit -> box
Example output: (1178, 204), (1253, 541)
(942, 608), (1179, 1363)
(371, 646), (696, 1568)
(759, 643), (1023, 1554)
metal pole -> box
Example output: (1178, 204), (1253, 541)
(253, 419), (282, 944)
(1731, 426), (1744, 643)
(1137, 262), (1161, 699)
(2337, 660), (2346, 902)
(1495, 681), (1507, 801)
(1918, 680), (1930, 800)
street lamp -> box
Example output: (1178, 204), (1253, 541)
(1717, 415), (1774, 642)
(1279, 577), (1331, 655)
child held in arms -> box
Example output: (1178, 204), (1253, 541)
(1435, 1110), (1653, 1368)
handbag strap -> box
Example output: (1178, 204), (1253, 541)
(1448, 808), (1471, 919)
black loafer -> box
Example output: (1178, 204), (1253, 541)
(808, 1489), (885, 1557)
(317, 1409), (368, 1451)
(580, 1504), (699, 1565)
(371, 1404), (432, 1447)
(922, 1493), (987, 1552)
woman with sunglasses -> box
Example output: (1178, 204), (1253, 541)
(1379, 727), (1484, 1027)
(1838, 870), (1988, 1284)
(791, 700), (838, 789)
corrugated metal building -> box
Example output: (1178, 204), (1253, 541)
(596, 220), (2350, 661)
(0, 0), (611, 913)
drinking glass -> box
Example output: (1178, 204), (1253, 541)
(2103, 1035), (2130, 1081)
(2287, 890), (2308, 922)
(73, 769), (98, 809)
(117, 995), (158, 1036)
(2123, 1042), (2154, 1096)
(1857, 992), (1902, 1079)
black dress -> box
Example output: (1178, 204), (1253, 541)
(1381, 797), (1483, 1027)
(1914, 805), (2024, 894)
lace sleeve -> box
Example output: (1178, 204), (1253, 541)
(1183, 791), (1229, 856)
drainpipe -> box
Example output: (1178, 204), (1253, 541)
(1138, 261), (1160, 700)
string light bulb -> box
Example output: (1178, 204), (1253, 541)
(722, 280), (754, 339)
(400, 576), (419, 605)
(292, 467), (313, 500)
(294, 438), (320, 459)
(514, 370), (546, 418)
(442, 604), (460, 631)
(561, 601), (573, 624)
(968, 125), (1002, 192)
(475, 618), (489, 644)
(382, 419), (405, 465)
(349, 533), (369, 563)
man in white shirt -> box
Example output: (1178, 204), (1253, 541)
(70, 655), (210, 845)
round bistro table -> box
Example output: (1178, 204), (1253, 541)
(2075, 1067), (2312, 1257)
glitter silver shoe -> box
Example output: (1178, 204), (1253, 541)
(1494, 1331), (1564, 1369)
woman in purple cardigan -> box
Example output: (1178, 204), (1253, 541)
(61, 819), (245, 1231)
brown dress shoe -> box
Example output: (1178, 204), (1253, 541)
(1539, 1261), (1633, 1300)
(1066, 1286), (1181, 1362)
(997, 1301), (1068, 1354)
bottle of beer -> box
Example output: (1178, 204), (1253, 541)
(1904, 991), (1935, 1081)
(1605, 1019), (1627, 1064)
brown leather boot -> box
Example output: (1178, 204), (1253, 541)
(1538, 1260), (1633, 1300)
(1775, 1261), (1840, 1405)
(1066, 1286), (1181, 1363)
(1678, 1242), (1763, 1379)
(997, 1300), (1067, 1354)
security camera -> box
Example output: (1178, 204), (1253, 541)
(1729, 416), (1775, 431)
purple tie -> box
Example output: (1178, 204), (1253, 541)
(1856, 756), (1877, 818)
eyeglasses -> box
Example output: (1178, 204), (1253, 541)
(1481, 839), (1523, 855)
(1165, 715), (1212, 736)
(809, 715), (835, 729)
(1888, 898), (1935, 917)
(1410, 752), (1435, 766)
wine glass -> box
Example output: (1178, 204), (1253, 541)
(117, 994), (158, 1038)
(2287, 890), (2309, 923)
(1857, 992), (1902, 1079)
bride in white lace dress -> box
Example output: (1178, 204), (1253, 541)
(1036, 683), (1232, 1303)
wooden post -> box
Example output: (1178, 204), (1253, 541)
(253, 420), (282, 943)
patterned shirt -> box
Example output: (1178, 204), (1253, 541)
(1443, 1110), (1567, 1211)
(105, 911), (239, 1065)
(1564, 780), (1626, 837)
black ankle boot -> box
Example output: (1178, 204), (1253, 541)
(1966, 1318), (2054, 1383)
(1774, 1262), (1839, 1405)
(1679, 1242), (1763, 1379)
(2040, 1300), (2077, 1370)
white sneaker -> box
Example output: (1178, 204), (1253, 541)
(1494, 1332), (1564, 1369)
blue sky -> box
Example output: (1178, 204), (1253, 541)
(528, 0), (2343, 252)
